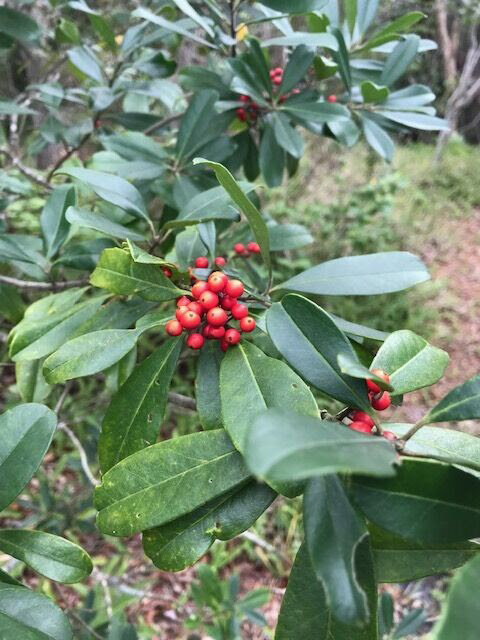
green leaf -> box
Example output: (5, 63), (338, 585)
(272, 113), (304, 159)
(10, 296), (107, 362)
(371, 523), (479, 583)
(313, 55), (338, 80)
(370, 330), (449, 396)
(0, 284), (24, 324)
(16, 359), (51, 403)
(246, 409), (397, 486)
(361, 114), (394, 162)
(304, 476), (369, 625)
(332, 28), (352, 92)
(432, 554), (480, 640)
(258, 0), (328, 12)
(0, 584), (72, 640)
(195, 341), (224, 431)
(0, 530), (92, 584)
(0, 404), (57, 511)
(220, 339), (318, 449)
(259, 122), (285, 187)
(0, 101), (36, 116)
(67, 46), (104, 83)
(273, 251), (430, 295)
(95, 430), (250, 537)
(351, 459), (480, 544)
(0, 569), (22, 587)
(268, 223), (313, 251)
(99, 337), (183, 473)
(40, 186), (75, 259)
(337, 353), (393, 392)
(176, 90), (219, 161)
(174, 183), (254, 227)
(90, 248), (187, 301)
(345, 0), (357, 34)
(380, 35), (420, 86)
(367, 12), (426, 50)
(390, 424), (480, 472)
(43, 328), (143, 384)
(193, 158), (271, 280)
(0, 7), (40, 44)
(66, 207), (145, 241)
(377, 110), (449, 131)
(420, 375), (480, 425)
(267, 295), (372, 411)
(361, 81), (389, 104)
(282, 100), (349, 124)
(280, 46), (315, 95)
(60, 169), (149, 222)
(143, 481), (275, 571)
(170, 0), (214, 37)
(132, 7), (216, 49)
(263, 33), (338, 50)
(275, 539), (377, 639)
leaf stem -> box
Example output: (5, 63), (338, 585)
(400, 418), (427, 443)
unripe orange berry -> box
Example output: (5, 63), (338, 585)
(207, 307), (228, 327)
(225, 279), (244, 298)
(166, 319), (183, 336)
(199, 290), (219, 310)
(231, 303), (248, 320)
(240, 316), (256, 332)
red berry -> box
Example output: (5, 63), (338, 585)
(210, 326), (226, 339)
(234, 243), (245, 255)
(350, 411), (374, 428)
(292, 88), (301, 95)
(177, 296), (191, 307)
(176, 305), (189, 321)
(162, 267), (172, 278)
(221, 295), (236, 310)
(166, 319), (183, 336)
(208, 271), (228, 293)
(273, 67), (283, 75)
(203, 324), (213, 339)
(225, 279), (244, 298)
(236, 108), (247, 121)
(246, 242), (260, 254)
(240, 95), (249, 103)
(187, 333), (204, 350)
(199, 290), (219, 310)
(273, 76), (282, 86)
(383, 430), (397, 442)
(231, 303), (248, 319)
(220, 340), (229, 352)
(240, 316), (256, 333)
(349, 421), (373, 434)
(192, 281), (210, 299)
(207, 307), (228, 327)
(371, 392), (391, 411)
(279, 95), (286, 104)
(225, 328), (242, 345)
(327, 94), (337, 103)
(214, 256), (226, 267)
(195, 256), (209, 268)
(188, 301), (204, 316)
(367, 369), (390, 394)
(180, 311), (201, 330)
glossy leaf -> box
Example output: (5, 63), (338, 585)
(272, 113), (304, 159)
(195, 341), (224, 431)
(95, 430), (250, 536)
(43, 328), (143, 384)
(378, 110), (449, 131)
(66, 207), (145, 242)
(246, 409), (397, 484)
(0, 530), (92, 583)
(258, 0), (327, 12)
(40, 186), (75, 258)
(282, 101), (349, 124)
(280, 46), (315, 95)
(370, 330), (449, 395)
(90, 248), (187, 300)
(419, 375), (480, 425)
(143, 481), (275, 571)
(380, 35), (420, 86)
(259, 121), (285, 187)
(67, 45), (104, 83)
(361, 114), (394, 162)
(351, 459), (480, 544)
(16, 359), (51, 403)
(263, 33), (338, 50)
(371, 523), (479, 583)
(266, 295), (372, 411)
(304, 476), (369, 625)
(432, 554), (480, 640)
(274, 251), (430, 296)
(0, 7), (40, 44)
(268, 223), (313, 251)
(0, 404), (57, 511)
(99, 337), (183, 473)
(133, 7), (215, 49)
(176, 90), (220, 161)
(193, 158), (271, 278)
(361, 81), (388, 104)
(0, 584), (72, 640)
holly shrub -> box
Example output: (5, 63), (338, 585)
(1, 1), (479, 639)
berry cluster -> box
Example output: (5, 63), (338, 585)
(269, 66), (284, 86)
(347, 369), (396, 441)
(235, 66), (301, 123)
(165, 259), (256, 352)
(233, 241), (260, 257)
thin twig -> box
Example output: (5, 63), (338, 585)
(230, 0), (237, 57)
(92, 568), (113, 619)
(144, 111), (184, 136)
(400, 420), (426, 444)
(55, 384), (71, 414)
(46, 130), (93, 182)
(69, 610), (105, 640)
(0, 148), (51, 191)
(168, 392), (197, 411)
(58, 422), (100, 487)
(0, 274), (88, 290)
(240, 531), (290, 564)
